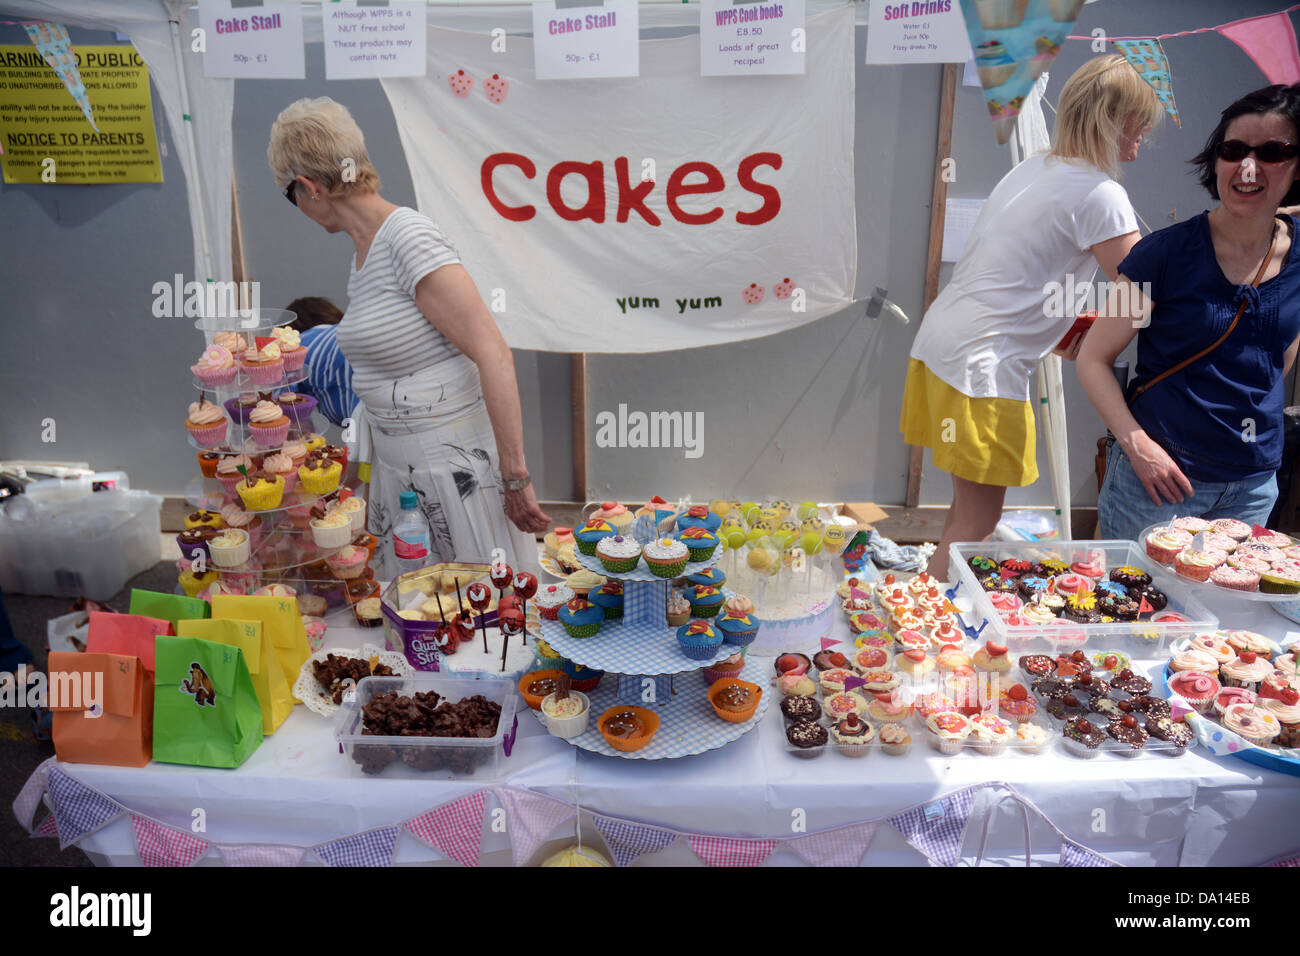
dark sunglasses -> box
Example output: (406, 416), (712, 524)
(283, 177), (299, 206)
(1217, 139), (1298, 164)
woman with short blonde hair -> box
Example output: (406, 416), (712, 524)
(901, 56), (1160, 579)
(268, 97), (549, 574)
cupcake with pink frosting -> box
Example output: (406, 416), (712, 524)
(241, 340), (283, 385)
(270, 325), (307, 374)
(261, 451), (298, 493)
(248, 400), (292, 448)
(588, 501), (635, 531)
(191, 344), (238, 386)
(185, 398), (229, 447)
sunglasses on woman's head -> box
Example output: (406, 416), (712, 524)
(284, 178), (298, 206)
(1217, 140), (1298, 164)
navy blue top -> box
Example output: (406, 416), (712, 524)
(1119, 212), (1300, 482)
(299, 325), (358, 428)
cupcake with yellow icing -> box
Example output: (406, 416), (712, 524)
(240, 340), (283, 386)
(270, 325), (307, 373)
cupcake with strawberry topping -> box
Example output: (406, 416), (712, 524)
(998, 683), (1038, 723)
(972, 640), (1011, 673)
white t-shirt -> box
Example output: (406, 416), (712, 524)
(337, 207), (468, 404)
(910, 153), (1137, 401)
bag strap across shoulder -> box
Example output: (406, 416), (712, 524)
(1129, 217), (1281, 405)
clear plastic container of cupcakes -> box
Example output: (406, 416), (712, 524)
(949, 540), (1218, 654)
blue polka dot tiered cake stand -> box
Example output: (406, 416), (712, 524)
(532, 544), (769, 758)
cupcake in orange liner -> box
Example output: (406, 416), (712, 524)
(298, 456), (343, 495)
(598, 705), (660, 752)
(197, 450), (226, 478)
(186, 397), (228, 447)
(241, 339), (283, 386)
(708, 678), (762, 723)
(351, 532), (378, 561)
(345, 579), (380, 607)
(236, 471), (285, 511)
(518, 669), (567, 710)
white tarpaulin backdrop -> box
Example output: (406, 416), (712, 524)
(381, 5), (857, 353)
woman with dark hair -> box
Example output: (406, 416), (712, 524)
(285, 296), (358, 429)
(1079, 84), (1300, 540)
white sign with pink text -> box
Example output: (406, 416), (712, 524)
(865, 0), (971, 64)
(198, 0), (305, 79)
(532, 0), (640, 80)
(380, 5), (856, 352)
(700, 0), (806, 76)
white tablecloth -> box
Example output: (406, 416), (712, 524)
(45, 587), (1300, 867)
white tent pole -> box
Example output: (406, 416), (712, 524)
(166, 1), (215, 282)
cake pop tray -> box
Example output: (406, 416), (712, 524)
(1138, 523), (1300, 603)
(538, 596), (747, 675)
(528, 656), (769, 759)
(379, 562), (495, 665)
(949, 540), (1218, 653)
(1158, 641), (1300, 776)
(573, 543), (722, 582)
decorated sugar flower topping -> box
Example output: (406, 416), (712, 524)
(565, 597), (591, 612)
(680, 526), (714, 540)
(685, 620), (713, 636)
(692, 585), (720, 598)
(687, 505), (708, 517)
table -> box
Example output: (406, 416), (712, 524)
(28, 585), (1300, 867)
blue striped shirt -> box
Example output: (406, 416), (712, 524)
(298, 325), (358, 427)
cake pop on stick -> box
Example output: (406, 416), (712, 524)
(466, 581), (491, 653)
(498, 607), (524, 672)
(512, 571), (538, 645)
(432, 592), (451, 651)
(489, 561), (514, 594)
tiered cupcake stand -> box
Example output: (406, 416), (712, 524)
(535, 547), (770, 759)
(183, 311), (363, 621)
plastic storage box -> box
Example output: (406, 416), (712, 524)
(334, 674), (517, 778)
(949, 540), (1217, 654)
(0, 489), (162, 600)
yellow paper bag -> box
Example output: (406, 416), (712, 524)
(208, 595), (310, 701)
(176, 618), (295, 734)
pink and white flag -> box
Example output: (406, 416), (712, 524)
(405, 791), (489, 868)
(687, 834), (778, 867)
(215, 844), (306, 867)
(496, 788), (576, 866)
(1219, 13), (1300, 85)
(132, 815), (209, 868)
(789, 822), (879, 867)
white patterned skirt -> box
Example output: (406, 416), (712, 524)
(358, 357), (538, 579)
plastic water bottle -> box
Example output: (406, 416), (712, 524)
(393, 490), (430, 575)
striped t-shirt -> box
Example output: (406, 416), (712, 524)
(337, 207), (465, 403)
(298, 324), (357, 427)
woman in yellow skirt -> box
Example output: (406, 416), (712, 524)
(902, 56), (1162, 579)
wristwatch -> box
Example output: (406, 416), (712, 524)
(503, 474), (532, 492)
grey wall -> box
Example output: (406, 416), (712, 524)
(2, 2), (1292, 509)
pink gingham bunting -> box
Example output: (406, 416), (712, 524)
(496, 788), (575, 865)
(687, 834), (778, 867)
(215, 844), (306, 867)
(404, 791), (488, 867)
(789, 822), (878, 867)
(131, 815), (209, 867)
(34, 813), (58, 839)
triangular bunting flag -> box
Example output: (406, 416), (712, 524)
(13, 756), (56, 834)
(215, 844), (306, 867)
(687, 834), (778, 868)
(1219, 13), (1300, 85)
(789, 822), (879, 867)
(47, 767), (125, 849)
(1114, 39), (1180, 127)
(313, 826), (400, 867)
(888, 787), (977, 867)
(1060, 840), (1119, 868)
(132, 815), (209, 868)
(34, 813), (59, 839)
(496, 788), (576, 866)
(21, 22), (97, 130)
(404, 791), (489, 867)
(1265, 850), (1300, 867)
(593, 815), (680, 867)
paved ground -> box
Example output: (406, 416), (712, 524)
(1, 561), (178, 866)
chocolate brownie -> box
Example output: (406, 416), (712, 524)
(1146, 716), (1193, 749)
(786, 719), (828, 754)
(1109, 566), (1152, 588)
(1107, 714), (1149, 753)
(780, 695), (822, 722)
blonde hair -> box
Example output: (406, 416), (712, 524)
(267, 97), (381, 198)
(1050, 55), (1163, 179)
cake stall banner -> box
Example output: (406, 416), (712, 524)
(1114, 40), (1179, 128)
(959, 0), (1085, 145)
(379, 6), (856, 353)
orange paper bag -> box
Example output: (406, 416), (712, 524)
(48, 651), (153, 768)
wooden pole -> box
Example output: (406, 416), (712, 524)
(231, 165), (248, 291)
(905, 62), (959, 508)
(571, 354), (587, 502)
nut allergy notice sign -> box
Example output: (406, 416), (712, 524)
(0, 45), (163, 184)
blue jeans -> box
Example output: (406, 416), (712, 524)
(1097, 438), (1278, 542)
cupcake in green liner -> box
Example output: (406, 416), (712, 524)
(1259, 567), (1300, 594)
(588, 580), (624, 620)
(676, 526), (719, 562)
(558, 597), (604, 638)
(683, 584), (726, 618)
(643, 537), (689, 578)
(574, 518), (617, 556)
(595, 533), (641, 573)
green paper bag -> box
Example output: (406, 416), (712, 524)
(129, 589), (210, 629)
(176, 618), (295, 735)
(153, 635), (263, 768)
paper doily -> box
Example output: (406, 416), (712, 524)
(293, 643), (414, 719)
